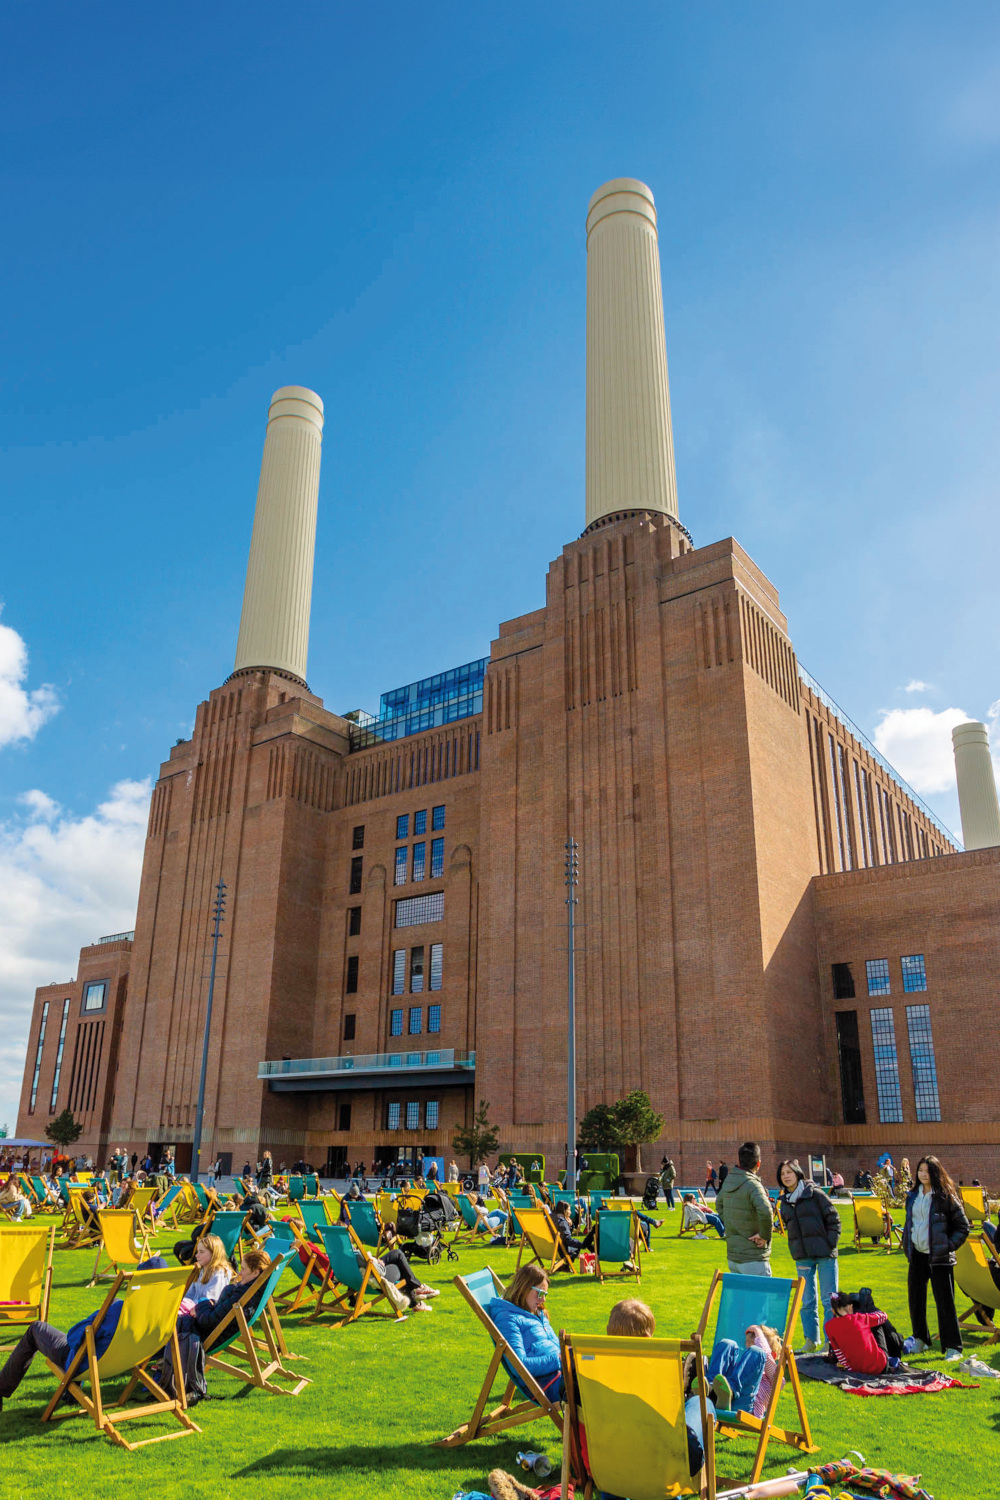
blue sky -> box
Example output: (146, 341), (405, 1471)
(1, 5), (999, 1124)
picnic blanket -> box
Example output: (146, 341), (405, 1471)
(809, 1458), (933, 1500)
(795, 1352), (972, 1397)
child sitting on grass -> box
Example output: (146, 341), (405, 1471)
(693, 1323), (781, 1416)
(825, 1290), (904, 1375)
(605, 1298), (715, 1477)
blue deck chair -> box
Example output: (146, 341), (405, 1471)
(437, 1268), (564, 1447)
(209, 1210), (249, 1264)
(153, 1184), (185, 1228)
(287, 1176), (305, 1202)
(203, 1240), (309, 1395)
(304, 1174), (320, 1197)
(695, 1270), (817, 1484)
(456, 1193), (491, 1241)
(307, 1224), (408, 1326)
(343, 1197), (383, 1251)
(596, 1208), (641, 1283)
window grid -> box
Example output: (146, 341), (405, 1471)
(425, 1100), (440, 1129)
(352, 825), (365, 849)
(427, 1004), (441, 1034)
(430, 837), (444, 878)
(406, 1101), (420, 1130)
(429, 942), (443, 992)
(28, 1000), (50, 1113)
(390, 1008), (404, 1037)
(432, 805), (445, 831)
(870, 1007), (903, 1123)
(410, 946), (424, 994)
(408, 1006), (422, 1035)
(348, 906), (362, 936)
(50, 997), (71, 1113)
(345, 955), (359, 994)
(866, 958), (891, 996)
(396, 814), (409, 840)
(349, 856), (363, 894)
(414, 810), (427, 835)
(387, 1102), (401, 1130)
(395, 892), (444, 927)
(906, 1004), (941, 1122)
(411, 842), (426, 882)
(901, 954), (927, 993)
(392, 948), (406, 996)
(394, 847), (408, 887)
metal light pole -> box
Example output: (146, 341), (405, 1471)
(565, 839), (579, 1195)
(191, 878), (226, 1185)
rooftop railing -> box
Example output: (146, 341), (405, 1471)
(97, 930), (135, 944)
(258, 1048), (476, 1080)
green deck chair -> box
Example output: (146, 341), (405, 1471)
(344, 1197), (383, 1251)
(203, 1240), (308, 1395)
(287, 1176), (305, 1202)
(209, 1210), (249, 1264)
(596, 1208), (641, 1283)
(307, 1223), (408, 1326)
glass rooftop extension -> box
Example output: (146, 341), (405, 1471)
(347, 657), (487, 750)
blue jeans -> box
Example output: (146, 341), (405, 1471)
(796, 1256), (838, 1345)
(707, 1338), (766, 1413)
(702, 1212), (725, 1238)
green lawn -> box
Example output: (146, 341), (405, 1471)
(2, 1203), (996, 1498)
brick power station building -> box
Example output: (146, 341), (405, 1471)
(16, 179), (1000, 1183)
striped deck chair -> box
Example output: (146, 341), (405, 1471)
(203, 1242), (309, 1395)
(41, 1265), (200, 1449)
(956, 1236), (1000, 1342)
(514, 1206), (575, 1275)
(559, 1330), (715, 1500)
(306, 1224), (409, 1326)
(437, 1268), (564, 1447)
(696, 1270), (817, 1484)
(595, 1208), (641, 1283)
(0, 1224), (55, 1345)
(89, 1210), (152, 1285)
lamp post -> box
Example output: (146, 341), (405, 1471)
(191, 878), (226, 1185)
(565, 839), (579, 1195)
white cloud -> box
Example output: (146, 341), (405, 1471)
(904, 679), (930, 694)
(0, 615), (59, 748)
(0, 779), (150, 1128)
(873, 705), (971, 795)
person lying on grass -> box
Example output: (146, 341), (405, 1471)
(824, 1289), (904, 1375)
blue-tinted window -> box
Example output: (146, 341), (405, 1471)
(866, 958), (891, 996)
(392, 949), (406, 996)
(432, 805), (445, 831)
(431, 837), (444, 878)
(387, 1102), (401, 1130)
(408, 1006), (422, 1034)
(870, 1008), (903, 1123)
(394, 847), (408, 886)
(395, 892), (444, 927)
(429, 943), (443, 992)
(428, 1004), (441, 1034)
(396, 814), (409, 839)
(83, 981), (107, 1012)
(412, 842), (426, 882)
(29, 1001), (50, 1113)
(425, 1100), (439, 1129)
(50, 997), (71, 1112)
(390, 1008), (404, 1037)
(406, 1101), (420, 1130)
(906, 1005), (941, 1121)
(901, 954), (927, 993)
(414, 809), (427, 835)
(410, 946), (424, 994)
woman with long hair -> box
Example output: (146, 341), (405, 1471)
(486, 1263), (563, 1400)
(187, 1233), (233, 1305)
(776, 1159), (840, 1350)
(902, 1155), (969, 1359)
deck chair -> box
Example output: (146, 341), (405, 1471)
(287, 1175), (305, 1202)
(203, 1242), (309, 1395)
(956, 1237), (1000, 1342)
(515, 1206), (575, 1275)
(852, 1196), (899, 1253)
(595, 1209), (641, 1283)
(344, 1197), (384, 1251)
(696, 1270), (817, 1484)
(64, 1190), (103, 1249)
(152, 1184), (185, 1229)
(437, 1268), (564, 1447)
(90, 1210), (153, 1285)
(767, 1190), (786, 1235)
(961, 1186), (987, 1225)
(377, 1191), (400, 1228)
(129, 1186), (159, 1234)
(323, 1187), (343, 1224)
(559, 1330), (715, 1500)
(304, 1173), (320, 1197)
(305, 1223), (409, 1326)
(0, 1224), (55, 1343)
(41, 1265), (200, 1450)
(680, 1187), (708, 1206)
(296, 1200), (334, 1238)
(210, 1209), (250, 1264)
(32, 1177), (58, 1212)
(456, 1193), (492, 1242)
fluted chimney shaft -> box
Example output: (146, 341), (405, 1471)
(234, 386), (324, 684)
(952, 721), (1000, 849)
(585, 178), (678, 529)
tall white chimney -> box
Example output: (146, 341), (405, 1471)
(234, 386), (324, 685)
(585, 178), (678, 530)
(951, 721), (1000, 849)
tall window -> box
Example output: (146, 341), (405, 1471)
(906, 1005), (941, 1121)
(831, 963), (855, 1000)
(425, 1100), (440, 1129)
(406, 1101), (420, 1130)
(432, 805), (445, 831)
(870, 1008), (903, 1123)
(387, 1102), (401, 1129)
(410, 947), (424, 994)
(901, 954), (927, 993)
(408, 1005), (422, 1035)
(390, 1008), (404, 1037)
(837, 744), (855, 869)
(431, 837), (444, 878)
(414, 809), (427, 835)
(835, 1010), (866, 1124)
(394, 847), (408, 886)
(338, 1102), (352, 1130)
(28, 1001), (50, 1113)
(348, 906), (362, 936)
(427, 1004), (441, 1034)
(345, 955), (359, 994)
(866, 958), (891, 996)
(411, 842), (426, 882)
(429, 942), (443, 991)
(396, 814), (409, 840)
(352, 825), (365, 849)
(349, 856), (363, 894)
(50, 997), (71, 1112)
(392, 949), (406, 995)
(395, 892), (444, 927)
(343, 1013), (356, 1041)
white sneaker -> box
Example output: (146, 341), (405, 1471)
(944, 1348), (963, 1361)
(693, 1233), (707, 1240)
(802, 1339), (818, 1354)
(903, 1337), (927, 1354)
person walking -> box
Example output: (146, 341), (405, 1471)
(902, 1155), (969, 1361)
(777, 1159), (840, 1350)
(717, 1160), (729, 1193)
(211, 1157), (223, 1185)
(477, 1160), (491, 1193)
(717, 1142), (773, 1277)
(705, 1160), (718, 1196)
(660, 1157), (676, 1210)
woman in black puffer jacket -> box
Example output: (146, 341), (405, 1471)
(778, 1160), (841, 1351)
(901, 1155), (969, 1359)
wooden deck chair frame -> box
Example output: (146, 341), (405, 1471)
(270, 1210), (330, 1313)
(203, 1246), (310, 1395)
(696, 1269), (818, 1484)
(305, 1224), (408, 1327)
(558, 1329), (716, 1500)
(852, 1196), (898, 1253)
(0, 1223), (55, 1348)
(41, 1267), (201, 1450)
(64, 1189), (103, 1249)
(515, 1205), (575, 1275)
(595, 1208), (641, 1283)
(436, 1268), (565, 1447)
(957, 1234), (1000, 1343)
(89, 1209), (152, 1286)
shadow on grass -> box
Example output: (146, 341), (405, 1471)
(232, 1438), (519, 1480)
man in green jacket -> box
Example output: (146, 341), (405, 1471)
(660, 1157), (677, 1210)
(716, 1141), (773, 1276)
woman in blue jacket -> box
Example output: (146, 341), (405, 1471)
(488, 1263), (563, 1400)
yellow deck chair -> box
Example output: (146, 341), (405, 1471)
(960, 1186), (987, 1225)
(559, 1331), (715, 1500)
(0, 1224), (55, 1344)
(377, 1192), (399, 1227)
(90, 1209), (153, 1285)
(64, 1189), (103, 1249)
(129, 1186), (159, 1234)
(41, 1265), (200, 1450)
(515, 1206), (575, 1275)
(437, 1268), (565, 1447)
(852, 1196), (898, 1253)
(956, 1237), (1000, 1342)
(696, 1269), (817, 1484)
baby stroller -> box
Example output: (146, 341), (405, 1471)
(641, 1176), (660, 1212)
(396, 1190), (460, 1264)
